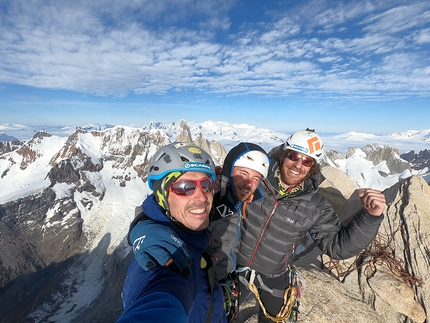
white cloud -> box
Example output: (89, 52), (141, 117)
(414, 28), (430, 44)
(362, 4), (430, 35)
(0, 0), (429, 101)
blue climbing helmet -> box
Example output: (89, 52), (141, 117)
(147, 142), (216, 210)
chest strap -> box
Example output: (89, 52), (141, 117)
(127, 211), (149, 245)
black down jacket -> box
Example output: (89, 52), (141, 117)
(236, 156), (384, 278)
(207, 142), (269, 280)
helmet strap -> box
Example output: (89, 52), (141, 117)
(154, 171), (183, 211)
(165, 210), (198, 233)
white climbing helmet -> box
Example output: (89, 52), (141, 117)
(284, 128), (324, 163)
(234, 150), (270, 178)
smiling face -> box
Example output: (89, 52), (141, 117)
(167, 171), (214, 231)
(231, 166), (263, 202)
(279, 152), (314, 188)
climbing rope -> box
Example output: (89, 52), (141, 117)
(324, 221), (423, 288)
(245, 266), (300, 323)
(248, 282), (298, 323)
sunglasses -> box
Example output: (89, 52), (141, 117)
(169, 178), (214, 196)
(286, 150), (315, 167)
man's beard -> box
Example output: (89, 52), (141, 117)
(280, 165), (306, 187)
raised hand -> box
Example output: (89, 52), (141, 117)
(357, 188), (387, 216)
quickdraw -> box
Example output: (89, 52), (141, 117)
(220, 273), (240, 322)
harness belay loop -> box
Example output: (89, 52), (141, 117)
(247, 266), (301, 322)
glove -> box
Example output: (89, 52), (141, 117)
(130, 220), (192, 277)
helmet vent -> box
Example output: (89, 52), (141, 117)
(157, 152), (166, 161)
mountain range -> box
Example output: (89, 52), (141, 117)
(0, 120), (429, 323)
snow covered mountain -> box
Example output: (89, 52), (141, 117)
(0, 120), (429, 323)
(0, 122), (229, 323)
(2, 121), (430, 155)
(2, 120), (429, 195)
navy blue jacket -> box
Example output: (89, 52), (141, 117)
(117, 195), (227, 323)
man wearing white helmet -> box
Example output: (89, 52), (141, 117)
(235, 128), (386, 323)
(127, 131), (386, 323)
(208, 142), (271, 280)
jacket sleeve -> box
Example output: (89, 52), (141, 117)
(207, 213), (241, 280)
(309, 196), (384, 260)
(120, 259), (194, 322)
(116, 291), (188, 323)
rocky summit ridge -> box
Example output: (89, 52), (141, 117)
(0, 121), (429, 323)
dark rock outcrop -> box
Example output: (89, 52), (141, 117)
(401, 149), (430, 170)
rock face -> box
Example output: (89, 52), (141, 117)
(302, 171), (428, 323)
(374, 174), (429, 322)
(0, 124), (429, 323)
(401, 149), (430, 171)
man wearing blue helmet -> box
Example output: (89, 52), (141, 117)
(116, 142), (227, 323)
(124, 130), (387, 323)
(120, 141), (270, 322)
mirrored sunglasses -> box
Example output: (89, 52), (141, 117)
(286, 150), (315, 167)
(169, 178), (214, 196)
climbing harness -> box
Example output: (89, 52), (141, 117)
(239, 266), (301, 323)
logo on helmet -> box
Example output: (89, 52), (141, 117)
(184, 162), (212, 170)
(188, 147), (202, 154)
(307, 136), (321, 154)
(291, 143), (308, 154)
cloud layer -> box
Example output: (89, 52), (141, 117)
(1, 0), (429, 102)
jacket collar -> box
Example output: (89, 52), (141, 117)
(266, 160), (320, 198)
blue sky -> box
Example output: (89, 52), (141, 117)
(0, 0), (429, 134)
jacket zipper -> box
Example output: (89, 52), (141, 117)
(247, 182), (279, 267)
